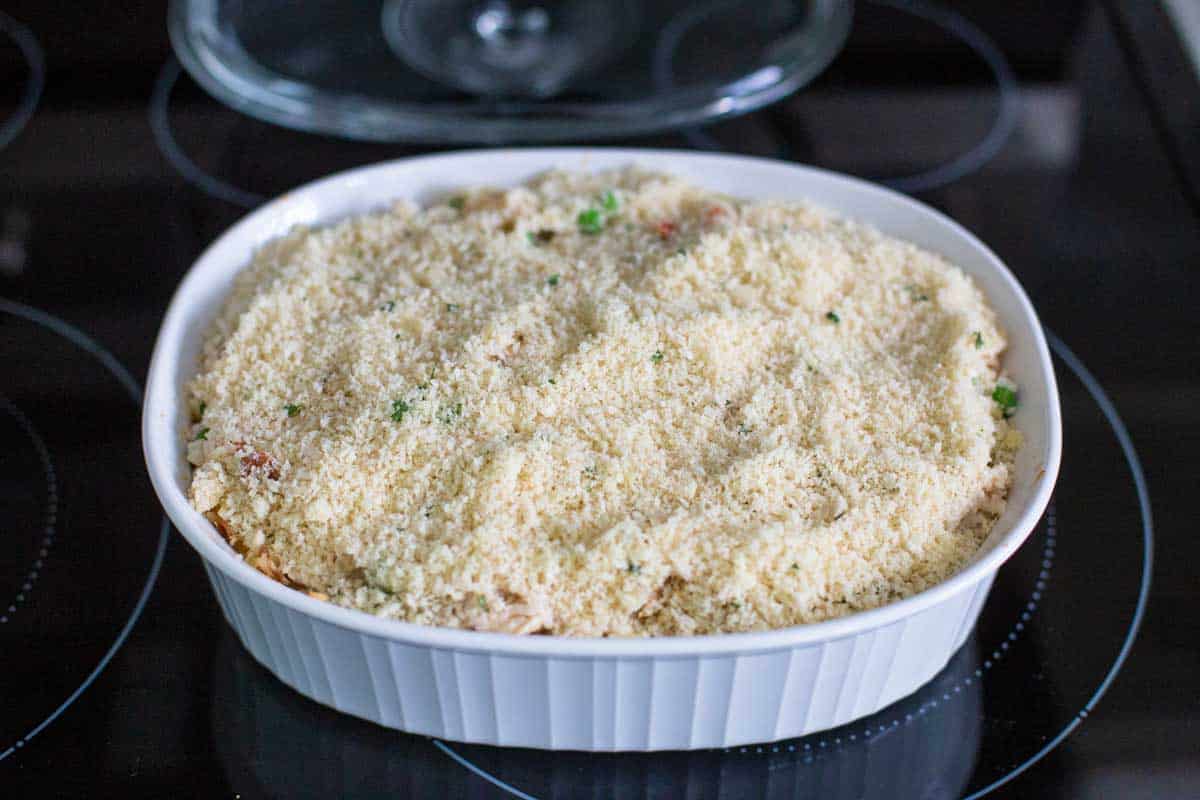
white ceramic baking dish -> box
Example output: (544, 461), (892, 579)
(143, 149), (1061, 751)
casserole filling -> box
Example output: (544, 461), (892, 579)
(186, 168), (1021, 636)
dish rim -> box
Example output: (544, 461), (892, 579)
(142, 147), (1062, 658)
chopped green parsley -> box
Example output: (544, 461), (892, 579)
(826, 311), (840, 323)
(651, 350), (663, 363)
(447, 195), (465, 211)
(478, 596), (488, 611)
(577, 195), (620, 234)
(197, 401), (206, 417)
(193, 427), (209, 441)
(446, 303), (459, 312)
(577, 208), (604, 235)
(547, 273), (560, 287)
(380, 301), (395, 312)
(973, 331), (984, 349)
(284, 403), (302, 417)
(390, 399), (410, 423)
(627, 560), (641, 575)
(992, 384), (1018, 416)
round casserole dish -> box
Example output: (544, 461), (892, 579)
(143, 149), (1062, 751)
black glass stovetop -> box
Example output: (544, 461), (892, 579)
(1, 2), (1196, 798)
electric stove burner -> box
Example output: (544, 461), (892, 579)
(685, 0), (1021, 194)
(205, 333), (1150, 799)
(0, 10), (45, 151)
(0, 392), (56, 627)
(0, 300), (170, 761)
(861, 0), (1018, 194)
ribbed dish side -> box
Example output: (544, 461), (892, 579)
(203, 565), (990, 750)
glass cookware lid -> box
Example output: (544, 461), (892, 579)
(168, 0), (852, 143)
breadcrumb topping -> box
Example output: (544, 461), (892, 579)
(186, 168), (1020, 636)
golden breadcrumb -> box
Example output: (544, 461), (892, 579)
(186, 168), (1020, 636)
